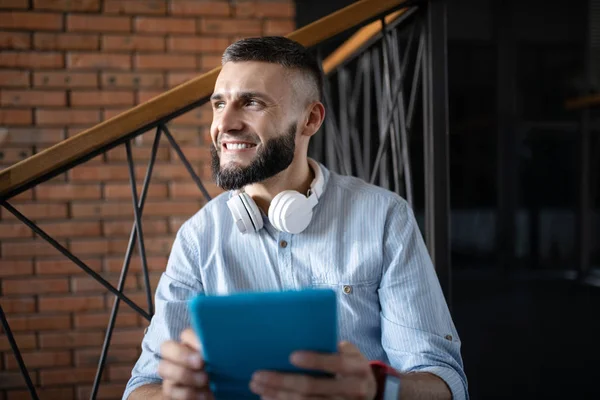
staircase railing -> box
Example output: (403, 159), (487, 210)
(0, 0), (451, 398)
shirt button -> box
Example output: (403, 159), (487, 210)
(445, 334), (453, 341)
(343, 285), (352, 294)
(280, 240), (288, 248)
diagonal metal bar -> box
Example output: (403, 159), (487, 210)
(381, 16), (403, 196)
(126, 141), (153, 317)
(161, 124), (212, 202)
(347, 60), (367, 179)
(363, 50), (372, 181)
(0, 304), (39, 400)
(0, 200), (151, 321)
(338, 67), (366, 178)
(371, 46), (390, 189)
(89, 127), (162, 400)
(407, 24), (426, 130)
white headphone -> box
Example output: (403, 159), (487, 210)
(226, 158), (324, 235)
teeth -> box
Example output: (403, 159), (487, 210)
(226, 143), (253, 150)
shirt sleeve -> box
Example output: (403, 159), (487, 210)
(378, 200), (469, 400)
(123, 223), (204, 400)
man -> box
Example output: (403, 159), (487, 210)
(124, 36), (467, 400)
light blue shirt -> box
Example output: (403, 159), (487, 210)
(123, 162), (468, 399)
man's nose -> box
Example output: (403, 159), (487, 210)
(217, 105), (244, 134)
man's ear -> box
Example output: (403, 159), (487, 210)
(300, 101), (326, 138)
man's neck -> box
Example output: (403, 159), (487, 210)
(244, 158), (314, 215)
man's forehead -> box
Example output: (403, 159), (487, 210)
(213, 61), (290, 96)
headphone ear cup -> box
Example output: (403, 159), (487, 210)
(269, 191), (313, 234)
(239, 192), (263, 232)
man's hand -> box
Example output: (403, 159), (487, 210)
(158, 328), (213, 400)
(249, 341), (377, 399)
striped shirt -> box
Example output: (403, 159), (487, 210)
(123, 161), (468, 399)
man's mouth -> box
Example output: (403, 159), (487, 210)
(222, 142), (257, 151)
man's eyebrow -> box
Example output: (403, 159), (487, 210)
(210, 91), (274, 103)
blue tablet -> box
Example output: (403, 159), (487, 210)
(188, 288), (338, 400)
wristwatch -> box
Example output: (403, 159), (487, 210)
(370, 361), (402, 400)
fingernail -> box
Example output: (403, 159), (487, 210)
(290, 352), (306, 364)
(188, 353), (202, 368)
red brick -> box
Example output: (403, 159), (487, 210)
(40, 367), (97, 385)
(134, 53), (196, 70)
(143, 200), (202, 216)
(0, 127), (64, 144)
(138, 271), (162, 290)
(198, 53), (222, 71)
(103, 219), (168, 236)
(67, 52), (131, 70)
(101, 72), (164, 89)
(0, 0), (28, 8)
(38, 295), (104, 312)
(33, 71), (98, 88)
(102, 108), (130, 120)
(69, 165), (128, 181)
(1, 90), (66, 107)
(0, 70), (29, 87)
(107, 364), (135, 381)
(104, 255), (167, 273)
(67, 14), (130, 32)
(35, 258), (101, 275)
(3, 277), (68, 295)
(172, 146), (211, 162)
(4, 315), (71, 332)
(170, 106), (213, 125)
(34, 32), (99, 50)
(39, 331), (104, 349)
(6, 388), (74, 400)
(264, 19), (295, 36)
(0, 222), (32, 238)
(1, 297), (35, 314)
(170, 0), (230, 16)
(71, 90), (135, 106)
(75, 348), (138, 367)
(167, 36), (229, 53)
(0, 109), (31, 125)
(0, 12), (63, 30)
(0, 202), (67, 221)
(104, 182), (168, 200)
(104, 0), (166, 15)
(77, 382), (128, 400)
(0, 333), (36, 352)
(34, 0), (100, 12)
(0, 261), (33, 277)
(36, 183), (101, 200)
(0, 52), (63, 68)
(136, 89), (163, 103)
(105, 145), (170, 161)
(71, 202), (133, 218)
(69, 238), (129, 255)
(0, 32), (30, 49)
(141, 125), (206, 145)
(102, 34), (165, 51)
(170, 181), (222, 199)
(38, 221), (102, 238)
(167, 71), (199, 87)
(71, 274), (137, 293)
(36, 109), (101, 125)
(134, 16), (195, 34)
(73, 310), (138, 329)
(2, 239), (66, 257)
(235, 0), (294, 17)
(0, 146), (35, 164)
(199, 17), (261, 35)
(110, 328), (145, 347)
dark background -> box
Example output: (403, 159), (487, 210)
(296, 0), (600, 398)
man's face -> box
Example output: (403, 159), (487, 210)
(209, 61), (299, 190)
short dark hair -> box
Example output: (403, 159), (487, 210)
(222, 36), (323, 103)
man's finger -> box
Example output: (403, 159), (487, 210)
(250, 379), (329, 399)
(158, 359), (208, 388)
(251, 371), (371, 397)
(289, 350), (369, 376)
(180, 328), (202, 351)
(163, 380), (213, 400)
(160, 340), (204, 370)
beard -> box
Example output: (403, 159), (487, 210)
(210, 122), (297, 190)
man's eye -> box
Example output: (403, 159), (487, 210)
(213, 102), (225, 109)
(246, 99), (260, 107)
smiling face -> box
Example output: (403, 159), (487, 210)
(209, 61), (303, 190)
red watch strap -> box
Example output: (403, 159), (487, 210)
(369, 361), (401, 400)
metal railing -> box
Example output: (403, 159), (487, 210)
(0, 0), (450, 398)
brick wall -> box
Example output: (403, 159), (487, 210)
(0, 1), (295, 399)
